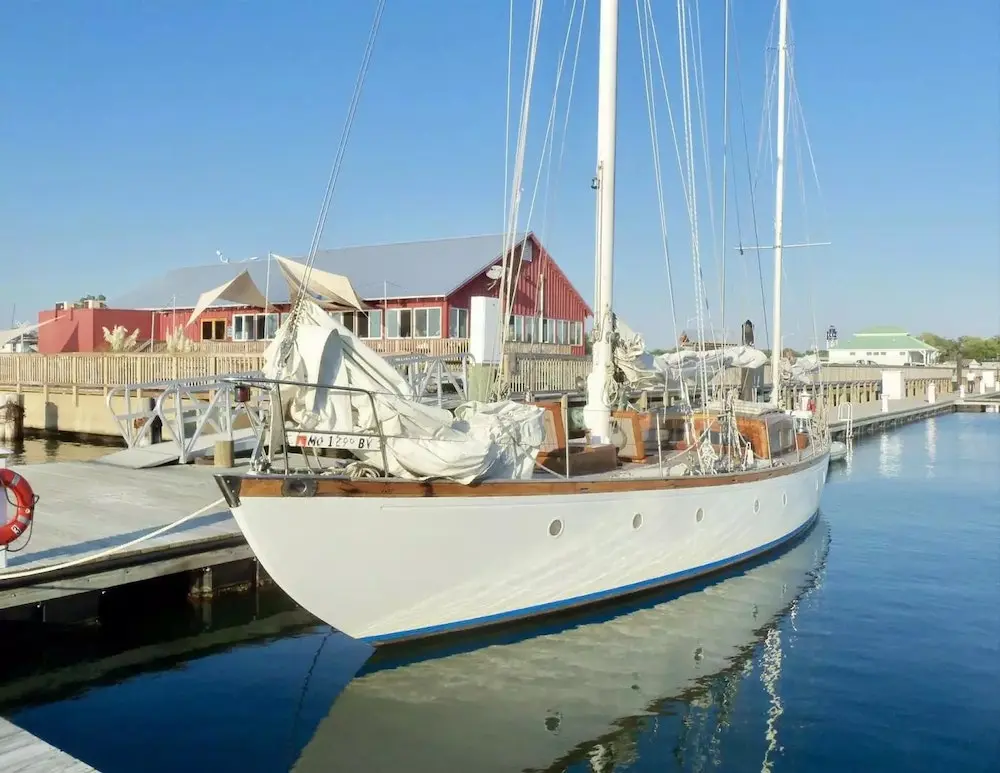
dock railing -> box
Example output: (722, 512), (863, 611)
(106, 373), (266, 464)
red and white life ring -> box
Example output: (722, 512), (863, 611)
(0, 468), (36, 547)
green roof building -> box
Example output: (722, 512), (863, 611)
(827, 326), (939, 367)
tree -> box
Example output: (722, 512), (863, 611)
(918, 332), (1000, 363)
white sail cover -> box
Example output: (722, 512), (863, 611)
(610, 317), (767, 391)
(654, 346), (768, 388)
(781, 353), (821, 384)
(185, 269), (268, 327)
(262, 300), (545, 484)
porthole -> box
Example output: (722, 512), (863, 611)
(753, 499), (760, 514)
(548, 518), (564, 538)
(782, 492), (788, 507)
(695, 507), (705, 523)
(632, 512), (643, 530)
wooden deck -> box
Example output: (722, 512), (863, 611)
(0, 460), (243, 612)
(0, 717), (98, 772)
(828, 391), (1000, 438)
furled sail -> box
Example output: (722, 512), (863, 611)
(262, 299), (545, 484)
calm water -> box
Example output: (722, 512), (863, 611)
(2, 413), (999, 772)
(4, 435), (118, 465)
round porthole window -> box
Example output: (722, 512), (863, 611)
(548, 518), (564, 538)
(632, 512), (643, 530)
(753, 499), (760, 514)
(695, 507), (705, 523)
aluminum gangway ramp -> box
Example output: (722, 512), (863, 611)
(98, 427), (259, 469)
(100, 375), (265, 469)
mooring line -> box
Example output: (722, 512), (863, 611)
(0, 497), (227, 580)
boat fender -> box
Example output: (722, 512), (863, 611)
(0, 468), (38, 547)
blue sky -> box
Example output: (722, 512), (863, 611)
(1, 0), (997, 349)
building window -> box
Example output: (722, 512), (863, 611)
(571, 321), (583, 346)
(201, 319), (226, 341)
(524, 316), (537, 343)
(449, 307), (468, 338)
(413, 307), (441, 338)
(332, 310), (382, 339)
(557, 320), (568, 345)
(233, 313), (281, 341)
(387, 307), (441, 339)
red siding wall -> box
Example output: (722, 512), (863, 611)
(446, 235), (592, 354)
(37, 308), (157, 354)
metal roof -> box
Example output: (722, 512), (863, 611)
(109, 233), (528, 310)
(835, 333), (936, 351)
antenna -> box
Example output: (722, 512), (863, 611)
(216, 250), (228, 264)
(485, 265), (504, 280)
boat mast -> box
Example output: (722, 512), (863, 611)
(770, 0), (789, 406)
(583, 0), (619, 444)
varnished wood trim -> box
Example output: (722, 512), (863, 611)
(232, 449), (828, 499)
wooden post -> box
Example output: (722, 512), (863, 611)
(214, 439), (234, 468)
(560, 394), (570, 479)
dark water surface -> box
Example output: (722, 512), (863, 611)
(2, 414), (998, 772)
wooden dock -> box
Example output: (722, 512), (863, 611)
(828, 391), (1000, 439)
(0, 717), (98, 772)
(0, 460), (247, 617)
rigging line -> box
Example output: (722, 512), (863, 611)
(504, 0), (515, 252)
(687, 0), (722, 359)
(751, 3), (781, 203)
(511, 0), (581, 361)
(298, 0), (385, 294)
(720, 0), (732, 350)
(494, 0), (545, 396)
(788, 36), (826, 362)
(496, 0), (540, 346)
(690, 0), (721, 333)
(730, 8), (770, 350)
(541, 0), (588, 238)
(524, 0), (581, 242)
(636, 0), (684, 404)
(676, 0), (712, 407)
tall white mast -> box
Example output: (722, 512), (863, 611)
(770, 0), (789, 406)
(583, 0), (619, 444)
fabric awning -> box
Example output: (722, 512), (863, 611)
(0, 321), (45, 349)
(273, 255), (366, 311)
(185, 270), (268, 327)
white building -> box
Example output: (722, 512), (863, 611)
(826, 326), (938, 366)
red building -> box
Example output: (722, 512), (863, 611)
(82, 232), (593, 357)
(37, 302), (156, 354)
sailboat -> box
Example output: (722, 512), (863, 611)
(215, 0), (829, 645)
(291, 518), (829, 772)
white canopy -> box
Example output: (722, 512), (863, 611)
(185, 270), (268, 328)
(273, 255), (366, 311)
(0, 321), (46, 349)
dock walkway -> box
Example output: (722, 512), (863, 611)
(0, 717), (98, 772)
(0, 461), (243, 613)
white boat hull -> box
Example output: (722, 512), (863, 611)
(223, 453), (828, 643)
(293, 517), (830, 773)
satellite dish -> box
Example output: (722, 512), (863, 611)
(486, 264), (504, 280)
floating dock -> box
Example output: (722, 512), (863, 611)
(0, 460), (251, 621)
(0, 716), (98, 772)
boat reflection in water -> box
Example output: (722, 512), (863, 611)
(293, 516), (830, 772)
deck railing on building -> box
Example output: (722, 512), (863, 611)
(0, 351), (962, 398)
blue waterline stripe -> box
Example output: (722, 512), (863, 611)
(362, 510), (821, 645)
